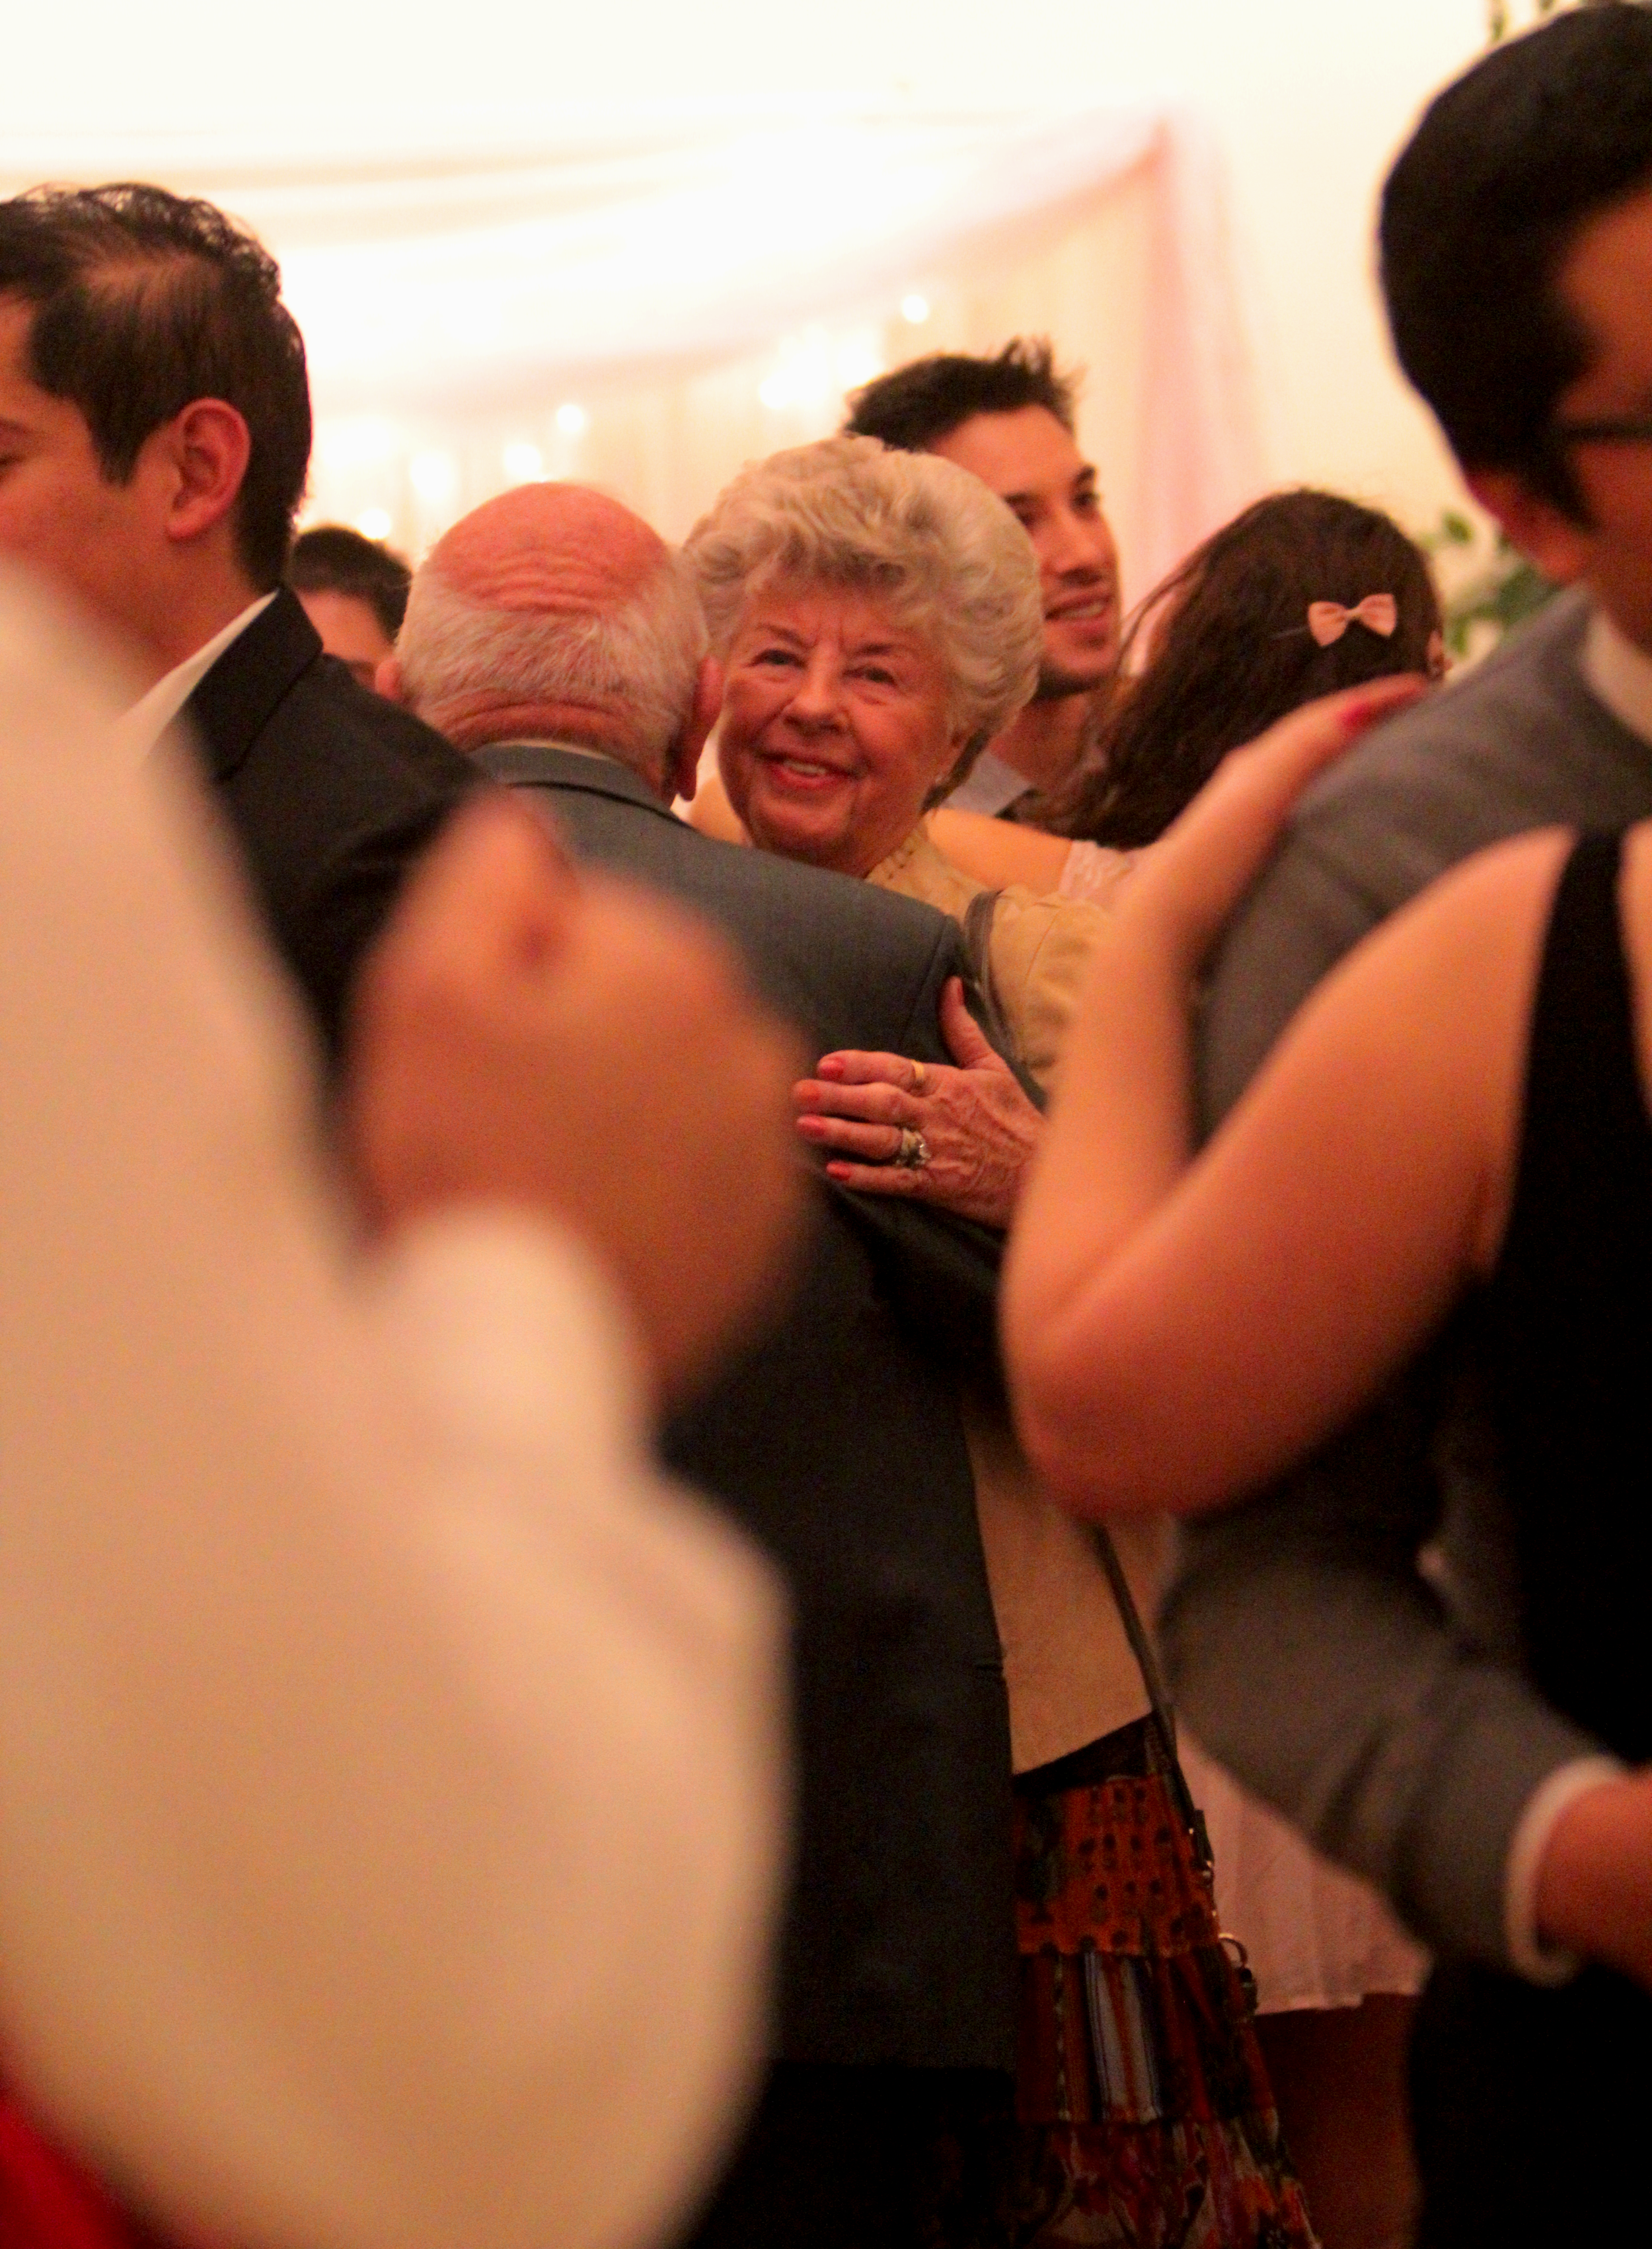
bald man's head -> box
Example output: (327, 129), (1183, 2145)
(393, 482), (710, 792)
(428, 483), (669, 621)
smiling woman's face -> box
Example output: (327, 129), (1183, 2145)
(717, 583), (963, 878)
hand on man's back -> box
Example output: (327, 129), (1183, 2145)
(345, 792), (806, 1408)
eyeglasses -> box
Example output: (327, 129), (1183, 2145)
(1553, 415), (1652, 445)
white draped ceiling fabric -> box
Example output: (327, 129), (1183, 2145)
(3, 102), (1262, 599)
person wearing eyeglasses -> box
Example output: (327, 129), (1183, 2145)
(1143, 9), (1652, 2244)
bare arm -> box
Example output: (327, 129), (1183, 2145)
(928, 806), (1073, 892)
(996, 678), (1583, 1519)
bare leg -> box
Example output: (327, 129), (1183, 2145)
(1255, 1998), (1419, 2249)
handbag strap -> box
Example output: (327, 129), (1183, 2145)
(1087, 1522), (1212, 1881)
(961, 887), (1018, 1060)
(1089, 1519), (1258, 2011)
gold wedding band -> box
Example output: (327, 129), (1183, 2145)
(910, 1059), (927, 1095)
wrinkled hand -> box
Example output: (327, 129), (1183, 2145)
(1121, 675), (1429, 973)
(344, 792), (806, 1410)
(793, 976), (1041, 1229)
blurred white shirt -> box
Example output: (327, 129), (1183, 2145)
(0, 565), (783, 2249)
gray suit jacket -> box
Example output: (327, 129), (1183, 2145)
(1164, 590), (1652, 1969)
(480, 742), (1018, 2072)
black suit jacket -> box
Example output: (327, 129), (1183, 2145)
(184, 588), (477, 1053)
(480, 742), (1016, 2073)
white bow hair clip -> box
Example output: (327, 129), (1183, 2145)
(1305, 593), (1398, 646)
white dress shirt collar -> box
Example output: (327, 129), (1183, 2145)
(1581, 607), (1652, 748)
(945, 747), (1034, 818)
(112, 591), (277, 767)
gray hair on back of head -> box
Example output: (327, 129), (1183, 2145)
(396, 543), (708, 767)
(684, 434), (1043, 748)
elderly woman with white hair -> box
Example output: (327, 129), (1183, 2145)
(689, 434), (1101, 1092)
(685, 438), (1314, 2249)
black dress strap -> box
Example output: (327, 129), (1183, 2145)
(1491, 828), (1652, 1756)
(1507, 831), (1645, 1255)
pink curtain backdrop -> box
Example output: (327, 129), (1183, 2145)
(3, 104), (1263, 582)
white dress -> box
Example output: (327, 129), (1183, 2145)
(1057, 836), (1139, 906)
(1179, 1734), (1429, 2014)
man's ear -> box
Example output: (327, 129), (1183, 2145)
(663, 652), (724, 804)
(153, 399), (252, 550)
(1466, 468), (1593, 588)
(376, 654), (406, 705)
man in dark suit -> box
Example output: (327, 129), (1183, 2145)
(0, 182), (474, 1053)
(388, 480), (1037, 2248)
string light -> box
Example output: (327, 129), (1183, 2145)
(355, 508), (393, 541)
(503, 441), (544, 483)
(554, 402), (588, 438)
(900, 293), (930, 325)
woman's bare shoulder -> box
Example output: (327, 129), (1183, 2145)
(928, 807), (1071, 892)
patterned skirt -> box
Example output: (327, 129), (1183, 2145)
(1003, 1721), (1318, 2249)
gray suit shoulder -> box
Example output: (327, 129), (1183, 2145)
(511, 763), (967, 1061)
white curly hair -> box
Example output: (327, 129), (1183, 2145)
(685, 436), (1043, 771)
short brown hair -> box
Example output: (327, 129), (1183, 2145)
(845, 338), (1078, 453)
(288, 525), (412, 640)
(0, 182), (311, 588)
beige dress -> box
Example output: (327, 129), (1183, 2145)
(867, 821), (1109, 1094)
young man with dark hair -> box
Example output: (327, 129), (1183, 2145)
(1158, 10), (1652, 2239)
(287, 522), (413, 689)
(0, 182), (474, 1053)
(842, 338), (1078, 453)
(845, 340), (1119, 817)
